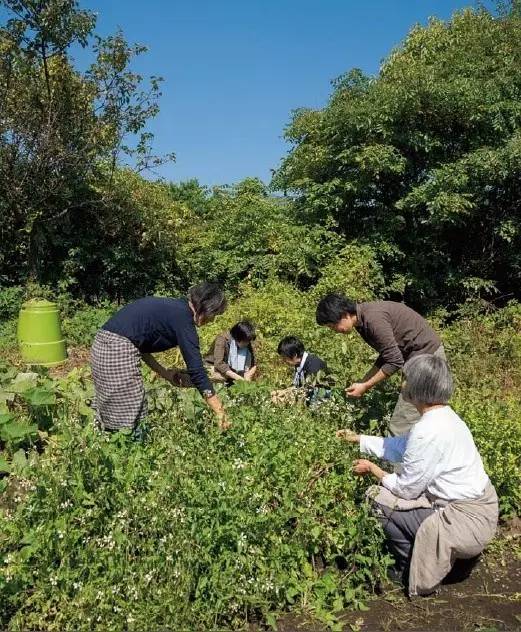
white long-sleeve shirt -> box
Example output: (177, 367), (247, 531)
(360, 406), (490, 501)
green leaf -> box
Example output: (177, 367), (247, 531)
(0, 453), (11, 473)
(265, 613), (278, 630)
(12, 449), (28, 470)
(23, 386), (56, 406)
(8, 373), (38, 393)
(0, 412), (14, 425)
(0, 421), (38, 441)
(0, 391), (15, 403)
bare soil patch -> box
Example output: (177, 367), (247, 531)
(278, 531), (521, 632)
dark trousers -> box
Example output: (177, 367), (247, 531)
(372, 501), (435, 572)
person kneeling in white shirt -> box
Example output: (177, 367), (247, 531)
(337, 354), (498, 594)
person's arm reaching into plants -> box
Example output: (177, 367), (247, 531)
(205, 393), (229, 429)
(346, 318), (403, 398)
(227, 368), (248, 382)
(141, 352), (176, 382)
(334, 429), (388, 480)
(345, 367), (388, 398)
(336, 429), (408, 464)
(177, 322), (230, 430)
(142, 351), (229, 429)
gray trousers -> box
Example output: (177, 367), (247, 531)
(372, 501), (435, 571)
(389, 345), (447, 437)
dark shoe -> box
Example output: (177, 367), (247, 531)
(442, 555), (481, 585)
(387, 566), (404, 586)
(375, 566), (407, 596)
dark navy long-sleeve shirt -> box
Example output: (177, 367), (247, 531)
(102, 297), (214, 395)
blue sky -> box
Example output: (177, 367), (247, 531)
(74, 0), (479, 186)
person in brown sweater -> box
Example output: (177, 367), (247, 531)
(316, 294), (445, 436)
(204, 320), (257, 384)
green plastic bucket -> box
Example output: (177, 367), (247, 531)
(17, 299), (67, 366)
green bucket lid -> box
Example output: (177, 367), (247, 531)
(21, 299), (57, 310)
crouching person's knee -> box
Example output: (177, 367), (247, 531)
(365, 485), (391, 521)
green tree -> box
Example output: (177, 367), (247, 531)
(274, 4), (521, 306)
(175, 178), (342, 292)
(0, 0), (174, 296)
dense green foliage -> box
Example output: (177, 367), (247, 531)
(0, 0), (175, 298)
(0, 373), (390, 631)
(0, 302), (520, 631)
(274, 6), (521, 307)
(172, 178), (342, 292)
(3, 2), (521, 308)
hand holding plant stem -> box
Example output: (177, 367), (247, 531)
(335, 430), (388, 479)
(345, 368), (389, 398)
(352, 459), (387, 481)
(206, 394), (231, 431)
(345, 382), (368, 398)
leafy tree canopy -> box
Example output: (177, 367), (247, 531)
(273, 4), (521, 306)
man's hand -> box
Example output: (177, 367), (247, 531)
(335, 429), (360, 443)
(345, 382), (368, 398)
(352, 459), (374, 475)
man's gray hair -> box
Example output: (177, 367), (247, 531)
(402, 354), (454, 405)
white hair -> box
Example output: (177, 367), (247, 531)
(402, 354), (454, 405)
